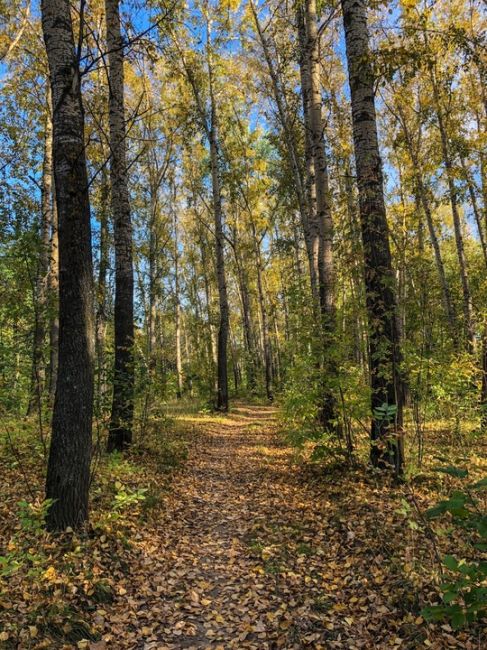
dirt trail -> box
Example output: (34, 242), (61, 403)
(105, 404), (468, 650)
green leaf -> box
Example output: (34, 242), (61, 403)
(471, 477), (487, 490)
(451, 609), (466, 629)
(426, 501), (449, 519)
(443, 555), (459, 571)
(434, 466), (469, 479)
(442, 591), (457, 604)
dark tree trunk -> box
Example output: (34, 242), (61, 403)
(47, 194), (59, 404)
(209, 119), (229, 411)
(206, 24), (229, 412)
(42, 0), (94, 530)
(106, 0), (135, 452)
(341, 0), (404, 475)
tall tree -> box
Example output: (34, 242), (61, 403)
(341, 0), (403, 474)
(27, 98), (53, 414)
(42, 0), (94, 529)
(105, 0), (135, 451)
(174, 8), (230, 411)
(303, 0), (338, 428)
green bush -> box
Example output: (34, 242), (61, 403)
(422, 467), (487, 628)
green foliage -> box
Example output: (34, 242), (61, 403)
(280, 353), (324, 449)
(0, 500), (52, 580)
(404, 349), (480, 432)
(17, 498), (54, 532)
(422, 467), (487, 628)
(111, 482), (147, 512)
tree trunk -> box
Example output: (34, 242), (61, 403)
(28, 102), (53, 415)
(429, 64), (474, 349)
(207, 29), (229, 412)
(174, 208), (184, 399)
(95, 166), (110, 407)
(42, 0), (94, 530)
(460, 153), (487, 268)
(341, 0), (403, 475)
(199, 230), (218, 395)
(106, 0), (135, 452)
(232, 234), (257, 391)
(304, 0), (338, 429)
(251, 221), (273, 402)
(48, 192), (59, 404)
(250, 0), (317, 299)
(296, 4), (320, 304)
(398, 113), (457, 342)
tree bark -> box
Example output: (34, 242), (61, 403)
(428, 63), (474, 349)
(296, 4), (320, 304)
(177, 19), (229, 411)
(106, 0), (135, 451)
(341, 0), (403, 474)
(206, 23), (229, 412)
(95, 166), (110, 407)
(28, 102), (53, 414)
(47, 192), (59, 404)
(251, 221), (273, 402)
(459, 153), (487, 268)
(42, 0), (94, 530)
(304, 0), (338, 429)
(174, 208), (184, 399)
(231, 228), (257, 391)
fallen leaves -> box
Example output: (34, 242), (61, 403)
(1, 404), (486, 648)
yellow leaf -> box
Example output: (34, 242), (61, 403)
(43, 566), (57, 581)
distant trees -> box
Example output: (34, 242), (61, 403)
(174, 5), (230, 411)
(42, 0), (94, 529)
(0, 0), (485, 530)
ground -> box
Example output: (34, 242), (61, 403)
(0, 403), (486, 648)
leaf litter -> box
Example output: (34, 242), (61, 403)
(1, 404), (486, 648)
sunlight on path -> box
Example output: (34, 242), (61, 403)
(103, 404), (461, 649)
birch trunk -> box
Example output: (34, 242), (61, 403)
(106, 0), (135, 451)
(304, 0), (338, 429)
(296, 4), (319, 304)
(42, 0), (94, 529)
(28, 103), (53, 414)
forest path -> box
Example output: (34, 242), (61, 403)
(112, 404), (424, 650)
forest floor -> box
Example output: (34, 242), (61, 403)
(1, 403), (486, 649)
